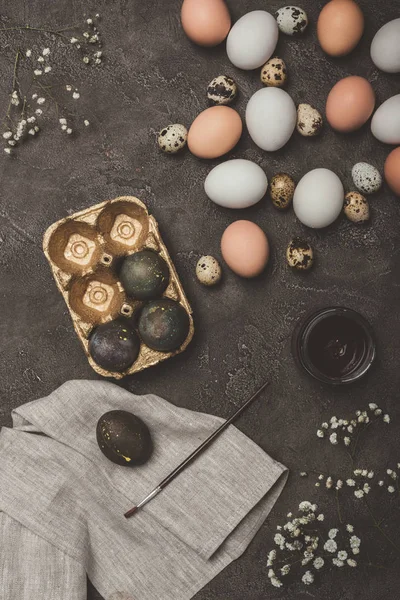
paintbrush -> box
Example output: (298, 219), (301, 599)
(124, 380), (270, 518)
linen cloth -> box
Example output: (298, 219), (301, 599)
(0, 379), (287, 600)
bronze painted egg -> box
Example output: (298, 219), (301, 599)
(138, 298), (190, 352)
(96, 410), (153, 466)
(120, 249), (170, 300)
(89, 319), (140, 372)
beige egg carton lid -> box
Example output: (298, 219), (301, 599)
(43, 196), (194, 379)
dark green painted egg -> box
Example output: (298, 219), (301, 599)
(96, 410), (153, 466)
(120, 249), (170, 300)
(89, 319), (140, 372)
(138, 298), (190, 352)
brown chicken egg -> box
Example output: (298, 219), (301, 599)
(188, 106), (242, 159)
(317, 0), (364, 57)
(326, 76), (375, 133)
(181, 0), (231, 47)
(221, 220), (269, 278)
(384, 147), (400, 196)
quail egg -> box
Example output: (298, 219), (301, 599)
(260, 57), (287, 87)
(276, 6), (309, 35)
(196, 255), (222, 286)
(207, 75), (237, 105)
(158, 124), (188, 153)
(352, 162), (382, 195)
(297, 103), (323, 136)
(270, 173), (296, 209)
(286, 238), (314, 270)
(344, 191), (370, 223)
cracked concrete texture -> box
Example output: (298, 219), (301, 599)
(0, 1), (399, 599)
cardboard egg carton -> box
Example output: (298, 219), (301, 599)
(43, 196), (194, 379)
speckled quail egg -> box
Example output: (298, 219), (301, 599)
(276, 6), (309, 35)
(270, 173), (296, 209)
(196, 255), (222, 286)
(344, 191), (370, 223)
(286, 238), (314, 270)
(158, 124), (188, 153)
(351, 162), (382, 195)
(297, 103), (323, 136)
(207, 75), (237, 105)
(260, 57), (287, 87)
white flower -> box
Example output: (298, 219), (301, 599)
(42, 48), (50, 56)
(326, 476), (333, 489)
(356, 410), (361, 416)
(361, 469), (368, 477)
(363, 483), (370, 494)
(34, 125), (39, 132)
(4, 147), (11, 154)
(314, 557), (324, 569)
(72, 91), (80, 99)
(369, 403), (378, 410)
(346, 524), (354, 533)
(352, 547), (360, 555)
(374, 408), (382, 416)
(83, 56), (90, 64)
(388, 486), (395, 493)
(95, 13), (100, 17)
(338, 550), (348, 560)
(267, 549), (276, 566)
(83, 31), (90, 38)
(367, 471), (374, 479)
(347, 425), (354, 433)
(35, 109), (43, 115)
(347, 559), (357, 567)
(59, 118), (67, 125)
(378, 480), (384, 486)
(350, 535), (361, 548)
(8, 140), (16, 146)
(66, 84), (72, 91)
(38, 56), (44, 63)
(281, 564), (290, 576)
(94, 58), (102, 65)
(324, 539), (337, 553)
(271, 576), (282, 588)
(344, 437), (351, 446)
(299, 501), (315, 513)
(333, 558), (344, 567)
(330, 416), (338, 423)
(383, 414), (390, 423)
(286, 512), (293, 518)
(354, 490), (364, 499)
(317, 429), (324, 438)
(84, 119), (90, 126)
(328, 529), (338, 539)
(397, 463), (400, 469)
(34, 69), (42, 76)
(317, 514), (324, 521)
(329, 433), (338, 445)
(44, 66), (52, 73)
(267, 568), (275, 578)
(300, 472), (307, 477)
(32, 93), (38, 99)
(318, 474), (324, 480)
(87, 18), (93, 24)
(274, 533), (285, 548)
(94, 50), (102, 58)
(27, 116), (36, 123)
(70, 37), (78, 44)
(66, 128), (72, 134)
(61, 125), (67, 131)
(330, 421), (339, 430)
(37, 97), (45, 105)
(346, 479), (356, 487)
(3, 131), (12, 139)
(26, 49), (32, 57)
(315, 482), (320, 487)
(322, 422), (328, 429)
(336, 480), (343, 490)
(302, 570), (314, 585)
(28, 128), (36, 135)
(89, 35), (98, 43)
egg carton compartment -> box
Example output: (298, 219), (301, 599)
(43, 196), (194, 379)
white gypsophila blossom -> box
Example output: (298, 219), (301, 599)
(383, 414), (390, 423)
(27, 116), (36, 123)
(34, 69), (42, 76)
(44, 66), (52, 73)
(338, 550), (348, 560)
(267, 549), (276, 566)
(346, 524), (354, 532)
(330, 421), (339, 430)
(352, 547), (360, 555)
(66, 128), (72, 134)
(326, 477), (333, 489)
(330, 416), (337, 424)
(281, 564), (290, 576)
(318, 474), (324, 480)
(287, 512), (293, 518)
(361, 469), (368, 477)
(313, 557), (324, 569)
(317, 514), (324, 521)
(28, 128), (36, 135)
(3, 131), (12, 139)
(344, 437), (351, 446)
(274, 533), (285, 549)
(336, 480), (343, 490)
(34, 125), (39, 132)
(354, 490), (364, 498)
(8, 140), (16, 146)
(32, 93), (38, 99)
(322, 422), (328, 429)
(276, 525), (282, 530)
(398, 463), (400, 469)
(271, 576), (282, 588)
(84, 120), (90, 126)
(375, 408), (382, 416)
(333, 558), (344, 567)
(38, 56), (44, 63)
(363, 483), (371, 494)
(299, 501), (314, 512)
(315, 482), (320, 487)
(388, 486), (395, 493)
(26, 49), (32, 57)
(328, 529), (338, 539)
(267, 568), (275, 578)
(324, 539), (337, 553)
(94, 50), (102, 58)
(42, 48), (50, 56)
(87, 18), (93, 24)
(346, 479), (356, 487)
(347, 559), (357, 567)
(367, 471), (374, 479)
(317, 429), (324, 438)
(350, 536), (361, 548)
(369, 403), (378, 410)
(83, 32), (90, 38)
(4, 147), (11, 154)
(329, 433), (338, 445)
(83, 56), (90, 64)
(378, 480), (384, 486)
(37, 97), (45, 105)
(59, 118), (67, 125)
(347, 425), (354, 433)
(66, 84), (72, 91)
(72, 91), (80, 99)
(70, 37), (78, 44)
(35, 109), (43, 115)
(302, 570), (314, 585)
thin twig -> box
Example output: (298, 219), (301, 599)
(0, 25), (72, 41)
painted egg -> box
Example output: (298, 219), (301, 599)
(246, 88), (296, 151)
(89, 320), (141, 373)
(120, 249), (170, 300)
(297, 104), (323, 137)
(371, 95), (400, 145)
(270, 173), (296, 210)
(204, 159), (268, 209)
(158, 124), (187, 153)
(344, 192), (370, 223)
(276, 6), (308, 35)
(221, 221), (269, 278)
(293, 168), (344, 229)
(261, 57), (287, 87)
(181, 0), (231, 47)
(317, 0), (364, 57)
(286, 238), (314, 270)
(326, 76), (375, 133)
(196, 256), (222, 286)
(96, 410), (153, 466)
(226, 11), (279, 70)
(371, 18), (400, 74)
(351, 162), (382, 195)
(385, 147), (400, 196)
(188, 106), (242, 159)
(207, 75), (237, 105)
(138, 298), (190, 352)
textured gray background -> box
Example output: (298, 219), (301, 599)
(0, 0), (399, 598)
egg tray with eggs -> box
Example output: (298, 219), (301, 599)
(43, 196), (194, 379)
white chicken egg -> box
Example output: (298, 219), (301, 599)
(245, 87), (296, 151)
(204, 159), (268, 209)
(293, 168), (344, 228)
(226, 11), (279, 70)
(371, 94), (400, 145)
(371, 18), (400, 73)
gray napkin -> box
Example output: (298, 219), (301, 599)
(0, 380), (287, 600)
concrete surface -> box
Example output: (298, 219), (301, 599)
(0, 0), (399, 598)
